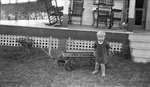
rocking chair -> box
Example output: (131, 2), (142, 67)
(45, 0), (63, 25)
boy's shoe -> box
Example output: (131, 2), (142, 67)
(101, 73), (105, 77)
(92, 70), (99, 75)
(92, 62), (100, 75)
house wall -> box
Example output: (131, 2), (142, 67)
(82, 0), (124, 25)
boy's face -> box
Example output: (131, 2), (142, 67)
(97, 34), (105, 44)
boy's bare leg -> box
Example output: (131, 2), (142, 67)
(101, 63), (106, 77)
(92, 62), (99, 74)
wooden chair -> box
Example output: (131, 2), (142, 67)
(49, 6), (63, 25)
(111, 9), (123, 28)
(68, 0), (84, 25)
(96, 10), (110, 28)
(44, 0), (63, 25)
(93, 0), (114, 28)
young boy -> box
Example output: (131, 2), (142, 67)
(92, 31), (110, 77)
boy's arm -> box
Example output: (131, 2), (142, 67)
(105, 41), (112, 55)
(106, 41), (110, 50)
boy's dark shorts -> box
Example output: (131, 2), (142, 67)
(95, 54), (109, 64)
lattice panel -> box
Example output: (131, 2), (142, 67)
(0, 34), (24, 46)
(66, 39), (95, 52)
(51, 38), (59, 49)
(30, 37), (49, 48)
(0, 34), (59, 49)
(109, 42), (122, 53)
(66, 38), (123, 53)
(0, 34), (123, 54)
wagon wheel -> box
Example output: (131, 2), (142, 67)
(64, 58), (73, 71)
(57, 59), (65, 67)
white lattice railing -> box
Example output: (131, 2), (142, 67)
(66, 37), (123, 53)
(0, 34), (59, 49)
(0, 34), (123, 56)
(30, 36), (59, 49)
(109, 42), (122, 53)
(66, 37), (95, 52)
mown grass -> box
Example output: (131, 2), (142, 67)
(0, 46), (149, 87)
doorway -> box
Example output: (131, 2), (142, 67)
(134, 0), (147, 29)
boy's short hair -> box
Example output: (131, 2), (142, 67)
(96, 31), (106, 37)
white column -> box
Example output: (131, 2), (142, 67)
(0, 0), (1, 20)
(82, 0), (93, 25)
(63, 0), (70, 15)
(62, 0), (70, 27)
(128, 0), (136, 18)
(146, 0), (150, 30)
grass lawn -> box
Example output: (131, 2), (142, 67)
(0, 46), (150, 87)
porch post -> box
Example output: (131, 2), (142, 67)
(15, 0), (18, 21)
(128, 0), (136, 31)
(128, 0), (135, 19)
(0, 0), (1, 20)
(62, 0), (70, 27)
(146, 0), (150, 30)
(122, 0), (129, 23)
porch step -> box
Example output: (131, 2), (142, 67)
(129, 33), (150, 63)
(132, 57), (150, 63)
(130, 42), (150, 49)
(132, 49), (150, 58)
(129, 34), (150, 42)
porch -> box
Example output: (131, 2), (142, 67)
(0, 20), (150, 63)
(0, 21), (149, 87)
(0, 20), (130, 33)
(0, 20), (130, 59)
